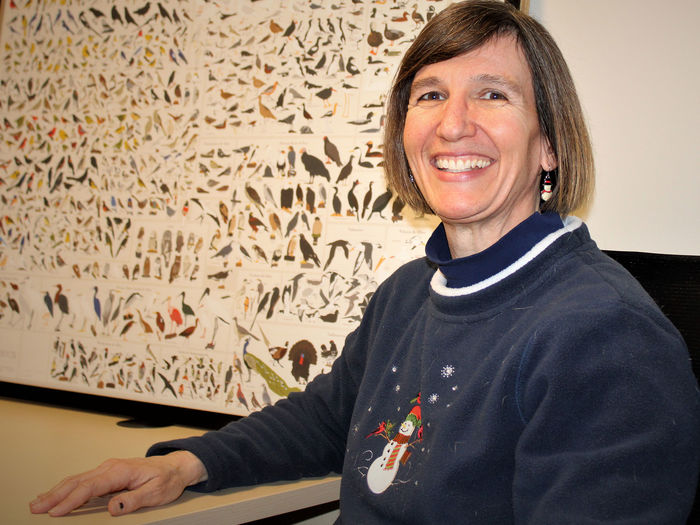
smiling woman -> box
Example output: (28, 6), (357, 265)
(29, 2), (699, 523)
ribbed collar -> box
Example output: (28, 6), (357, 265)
(425, 212), (565, 289)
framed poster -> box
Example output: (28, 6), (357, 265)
(0, 0), (529, 416)
(0, 0), (446, 415)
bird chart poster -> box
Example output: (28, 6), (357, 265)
(0, 0), (463, 416)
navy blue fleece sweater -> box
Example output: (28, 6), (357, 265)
(149, 215), (700, 524)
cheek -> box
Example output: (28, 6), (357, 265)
(402, 112), (427, 159)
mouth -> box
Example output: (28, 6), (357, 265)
(433, 156), (493, 173)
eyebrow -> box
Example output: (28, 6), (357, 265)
(408, 76), (442, 96)
(472, 73), (523, 96)
(409, 73), (523, 97)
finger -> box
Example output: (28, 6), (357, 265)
(31, 460), (133, 516)
(30, 475), (91, 514)
(107, 474), (184, 516)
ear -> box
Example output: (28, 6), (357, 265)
(539, 135), (557, 172)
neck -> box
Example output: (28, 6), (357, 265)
(443, 208), (538, 258)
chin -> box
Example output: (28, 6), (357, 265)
(429, 199), (485, 223)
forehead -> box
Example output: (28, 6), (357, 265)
(411, 35), (534, 95)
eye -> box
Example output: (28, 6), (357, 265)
(412, 90), (445, 106)
(480, 90), (508, 101)
(417, 91), (444, 102)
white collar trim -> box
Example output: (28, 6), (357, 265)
(430, 216), (583, 297)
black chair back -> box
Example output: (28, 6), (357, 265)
(604, 250), (699, 523)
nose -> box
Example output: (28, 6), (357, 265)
(435, 96), (477, 141)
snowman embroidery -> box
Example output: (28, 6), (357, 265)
(366, 394), (423, 494)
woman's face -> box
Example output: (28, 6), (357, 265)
(403, 36), (554, 238)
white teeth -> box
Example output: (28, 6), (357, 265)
(435, 157), (492, 171)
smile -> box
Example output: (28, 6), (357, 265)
(434, 156), (493, 172)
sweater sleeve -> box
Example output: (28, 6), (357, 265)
(512, 301), (700, 524)
(146, 322), (369, 492)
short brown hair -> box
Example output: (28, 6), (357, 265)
(384, 0), (594, 215)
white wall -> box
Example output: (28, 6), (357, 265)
(530, 0), (700, 255)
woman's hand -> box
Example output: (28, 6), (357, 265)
(29, 450), (208, 517)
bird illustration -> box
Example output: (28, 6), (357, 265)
(244, 184), (265, 213)
(288, 340), (317, 384)
(261, 384), (272, 406)
(361, 181), (374, 219)
(331, 187), (342, 216)
(207, 316), (229, 349)
(268, 212), (281, 238)
(324, 239), (350, 270)
(212, 241), (234, 261)
(267, 287), (280, 319)
(299, 234), (321, 267)
(233, 318), (260, 341)
(346, 56), (360, 76)
(315, 87), (334, 106)
(347, 180), (360, 217)
(283, 146), (296, 176)
(384, 24), (404, 45)
(248, 213), (267, 233)
(282, 19), (296, 38)
(179, 318), (199, 338)
(280, 187), (294, 210)
(54, 284), (69, 330)
(236, 383), (249, 410)
(179, 292), (194, 324)
(92, 287), (101, 322)
(224, 365), (233, 392)
(158, 373), (177, 398)
(367, 24), (383, 54)
(269, 18), (283, 34)
(149, 310), (163, 335)
(412, 6), (426, 25)
(336, 155), (354, 184)
(353, 242), (375, 275)
(136, 310), (154, 335)
(285, 212), (299, 237)
(167, 298), (183, 333)
(258, 96), (275, 119)
(286, 235), (298, 261)
(269, 341), (289, 366)
(320, 309), (339, 323)
(305, 187), (316, 214)
(365, 141), (383, 158)
(300, 149), (330, 182)
(323, 136), (342, 167)
(250, 290), (270, 329)
(168, 255), (181, 283)
(368, 189), (393, 220)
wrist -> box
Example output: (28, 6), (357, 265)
(169, 450), (208, 486)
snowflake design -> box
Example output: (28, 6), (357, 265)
(441, 364), (455, 378)
(394, 384), (401, 392)
(391, 365), (398, 373)
(428, 393), (439, 404)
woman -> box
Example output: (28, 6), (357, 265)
(31, 1), (699, 522)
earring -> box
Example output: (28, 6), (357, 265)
(540, 171), (554, 202)
(408, 169), (415, 184)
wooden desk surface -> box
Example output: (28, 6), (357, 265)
(0, 397), (340, 524)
